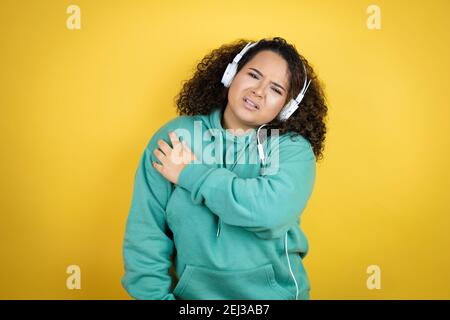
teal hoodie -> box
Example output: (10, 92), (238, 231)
(122, 107), (316, 300)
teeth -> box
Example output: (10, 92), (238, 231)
(245, 98), (257, 109)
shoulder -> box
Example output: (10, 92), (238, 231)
(144, 114), (205, 150)
(263, 131), (316, 176)
(283, 132), (312, 148)
(268, 131), (315, 161)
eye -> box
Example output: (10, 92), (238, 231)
(248, 72), (258, 79)
(272, 88), (282, 95)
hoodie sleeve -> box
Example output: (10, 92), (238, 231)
(177, 135), (316, 238)
(122, 138), (176, 300)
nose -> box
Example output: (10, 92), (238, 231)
(252, 82), (264, 97)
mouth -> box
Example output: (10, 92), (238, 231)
(243, 97), (260, 110)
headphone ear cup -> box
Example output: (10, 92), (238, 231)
(278, 99), (298, 121)
(221, 63), (238, 87)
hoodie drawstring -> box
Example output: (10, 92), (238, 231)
(285, 231), (299, 300)
(216, 218), (221, 237)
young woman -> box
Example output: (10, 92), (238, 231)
(122, 37), (328, 300)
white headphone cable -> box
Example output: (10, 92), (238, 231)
(285, 231), (299, 300)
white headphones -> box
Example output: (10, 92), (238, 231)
(221, 41), (312, 121)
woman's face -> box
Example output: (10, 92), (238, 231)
(224, 50), (290, 131)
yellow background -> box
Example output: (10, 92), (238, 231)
(1, 0), (449, 299)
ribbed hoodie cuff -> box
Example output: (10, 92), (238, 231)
(177, 161), (212, 192)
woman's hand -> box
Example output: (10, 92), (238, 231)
(152, 131), (197, 185)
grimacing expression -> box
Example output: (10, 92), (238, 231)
(227, 50), (291, 127)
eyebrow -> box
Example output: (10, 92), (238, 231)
(248, 67), (287, 92)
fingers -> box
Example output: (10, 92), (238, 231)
(153, 148), (167, 167)
(169, 131), (181, 148)
(169, 131), (188, 165)
(156, 139), (171, 155)
(152, 160), (163, 172)
(153, 131), (193, 167)
(182, 140), (196, 161)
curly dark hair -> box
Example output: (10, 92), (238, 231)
(174, 37), (328, 162)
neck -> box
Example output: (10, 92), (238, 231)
(221, 105), (255, 136)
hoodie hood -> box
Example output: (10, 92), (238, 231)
(209, 107), (257, 142)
